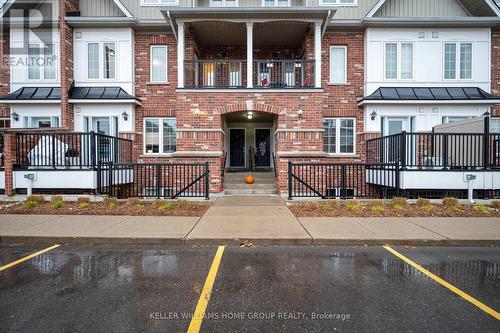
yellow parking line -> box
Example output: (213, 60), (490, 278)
(0, 244), (61, 272)
(384, 245), (500, 320)
(187, 245), (225, 333)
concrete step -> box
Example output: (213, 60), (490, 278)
(224, 184), (277, 191)
(225, 188), (278, 195)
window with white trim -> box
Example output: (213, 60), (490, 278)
(262, 0), (289, 7)
(444, 42), (472, 80)
(384, 42), (413, 80)
(28, 43), (57, 80)
(210, 0), (238, 6)
(323, 118), (355, 154)
(150, 46), (168, 83)
(320, 0), (357, 5)
(87, 42), (116, 80)
(144, 118), (176, 154)
(490, 118), (500, 133)
(141, 0), (179, 5)
(329, 46), (347, 84)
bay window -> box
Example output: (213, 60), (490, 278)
(323, 118), (355, 154)
(144, 118), (176, 154)
(444, 42), (472, 80)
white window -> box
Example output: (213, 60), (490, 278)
(87, 42), (117, 80)
(385, 42), (413, 80)
(444, 42), (472, 80)
(144, 118), (176, 154)
(210, 0), (238, 6)
(320, 0), (357, 5)
(489, 118), (500, 133)
(27, 43), (57, 81)
(141, 0), (179, 5)
(262, 0), (290, 7)
(150, 46), (168, 83)
(329, 46), (347, 84)
(323, 118), (355, 154)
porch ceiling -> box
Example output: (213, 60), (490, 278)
(223, 111), (276, 124)
(189, 20), (309, 47)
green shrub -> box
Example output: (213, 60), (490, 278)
(77, 197), (90, 204)
(442, 197), (459, 208)
(321, 202), (333, 211)
(345, 201), (359, 212)
(473, 204), (492, 214)
(420, 205), (433, 213)
(159, 201), (174, 210)
(52, 200), (63, 209)
(392, 204), (404, 211)
(391, 197), (408, 208)
(136, 203), (144, 209)
(371, 205), (385, 212)
(491, 200), (500, 209)
(24, 200), (38, 208)
(103, 196), (118, 209)
(416, 198), (431, 207)
(79, 202), (89, 209)
(26, 195), (45, 204)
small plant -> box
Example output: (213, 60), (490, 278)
(442, 197), (459, 208)
(416, 198), (431, 207)
(159, 201), (174, 210)
(391, 197), (408, 208)
(392, 204), (404, 211)
(126, 198), (140, 207)
(345, 201), (359, 212)
(420, 205), (434, 213)
(491, 200), (500, 209)
(79, 202), (89, 209)
(103, 196), (118, 209)
(473, 204), (492, 214)
(136, 203), (144, 209)
(51, 196), (64, 209)
(371, 205), (385, 212)
(26, 195), (45, 204)
(321, 202), (333, 211)
(24, 200), (38, 208)
(77, 197), (90, 204)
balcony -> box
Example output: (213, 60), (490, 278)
(184, 59), (315, 89)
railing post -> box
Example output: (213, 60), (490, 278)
(395, 159), (401, 197)
(205, 161), (210, 200)
(484, 115), (490, 170)
(442, 134), (449, 170)
(400, 131), (407, 170)
(51, 134), (56, 167)
(108, 161), (113, 197)
(288, 161), (293, 200)
(90, 131), (96, 170)
(341, 165), (346, 199)
(156, 164), (161, 199)
(96, 161), (101, 195)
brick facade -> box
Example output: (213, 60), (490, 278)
(492, 30), (500, 117)
(0, 29), (9, 119)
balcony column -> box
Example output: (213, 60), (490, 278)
(177, 22), (185, 88)
(246, 22), (254, 89)
(314, 22), (322, 88)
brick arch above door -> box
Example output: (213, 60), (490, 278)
(216, 101), (285, 116)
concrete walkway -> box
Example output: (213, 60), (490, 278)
(0, 197), (499, 245)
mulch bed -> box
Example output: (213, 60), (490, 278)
(0, 201), (210, 217)
(289, 201), (500, 218)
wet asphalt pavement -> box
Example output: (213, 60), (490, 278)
(0, 245), (499, 333)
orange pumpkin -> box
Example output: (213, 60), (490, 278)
(245, 175), (255, 184)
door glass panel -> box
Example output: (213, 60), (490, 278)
(93, 117), (110, 135)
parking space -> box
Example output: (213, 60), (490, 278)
(0, 245), (498, 332)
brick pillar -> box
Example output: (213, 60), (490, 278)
(3, 132), (15, 196)
(0, 28), (10, 119)
(492, 30), (500, 117)
(59, 0), (79, 129)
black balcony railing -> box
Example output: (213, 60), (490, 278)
(183, 59), (315, 88)
(14, 131), (133, 170)
(254, 59), (315, 88)
(366, 132), (500, 170)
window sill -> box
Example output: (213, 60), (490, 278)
(327, 82), (348, 86)
(325, 153), (359, 158)
(147, 82), (170, 86)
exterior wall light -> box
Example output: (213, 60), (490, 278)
(370, 110), (377, 121)
(247, 111), (253, 120)
(193, 108), (201, 117)
(298, 109), (304, 119)
(122, 111), (129, 121)
(11, 112), (19, 121)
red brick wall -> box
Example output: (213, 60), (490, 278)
(492, 30), (500, 117)
(0, 29), (10, 119)
(60, 0), (79, 129)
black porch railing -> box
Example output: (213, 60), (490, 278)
(185, 60), (246, 88)
(254, 59), (315, 88)
(366, 132), (500, 170)
(97, 162), (210, 199)
(14, 131), (133, 170)
(0, 132), (4, 168)
(288, 162), (399, 199)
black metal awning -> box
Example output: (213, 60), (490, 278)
(69, 86), (140, 102)
(0, 87), (61, 102)
(358, 87), (500, 105)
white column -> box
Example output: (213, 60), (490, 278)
(314, 22), (322, 88)
(177, 22), (185, 88)
(246, 22), (254, 89)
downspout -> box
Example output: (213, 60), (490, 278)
(322, 10), (334, 37)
